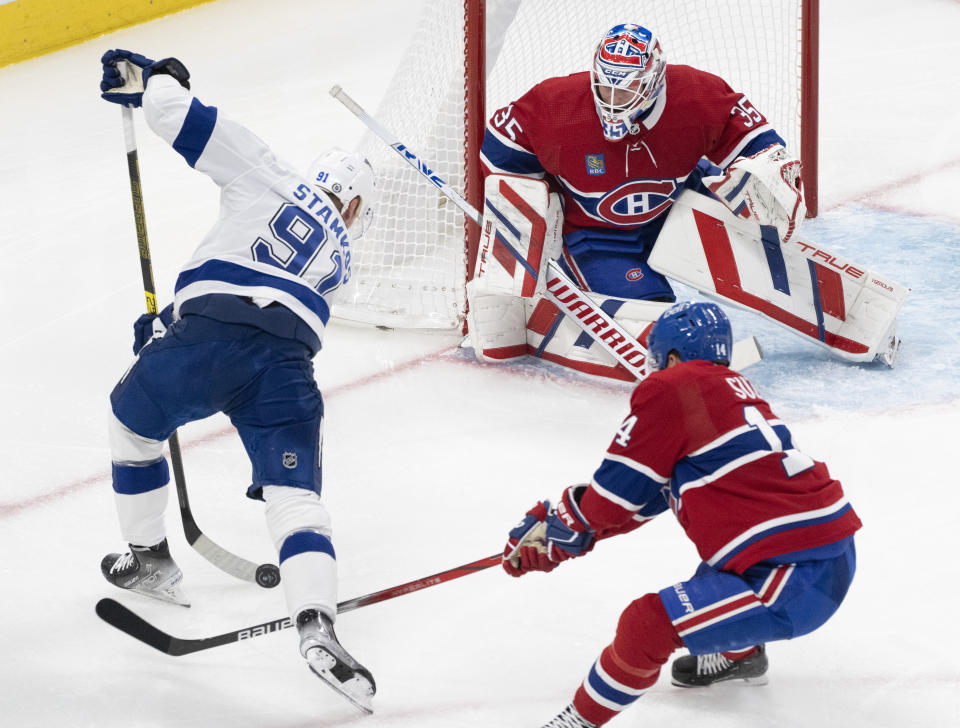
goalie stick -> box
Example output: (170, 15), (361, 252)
(329, 86), (762, 378)
(117, 96), (279, 589)
(95, 553), (501, 656)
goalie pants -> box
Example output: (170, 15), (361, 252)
(572, 538), (856, 726)
(559, 160), (721, 301)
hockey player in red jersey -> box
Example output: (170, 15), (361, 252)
(469, 23), (811, 377)
(502, 302), (860, 728)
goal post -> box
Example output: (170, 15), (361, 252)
(335, 0), (819, 331)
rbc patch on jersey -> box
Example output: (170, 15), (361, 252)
(586, 154), (606, 176)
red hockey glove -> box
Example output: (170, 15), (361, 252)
(502, 486), (597, 577)
(502, 500), (554, 577)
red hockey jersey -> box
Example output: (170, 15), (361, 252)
(581, 361), (861, 574)
(480, 66), (781, 235)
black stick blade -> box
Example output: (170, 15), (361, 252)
(96, 598), (293, 656)
(96, 598), (173, 654)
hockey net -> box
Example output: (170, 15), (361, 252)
(335, 0), (818, 330)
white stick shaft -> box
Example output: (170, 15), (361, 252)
(122, 105), (137, 153)
(544, 260), (650, 379)
(329, 84), (482, 226)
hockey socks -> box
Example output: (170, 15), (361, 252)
(572, 594), (683, 726)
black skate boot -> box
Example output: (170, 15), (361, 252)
(297, 609), (376, 713)
(101, 539), (189, 607)
(671, 644), (768, 687)
(541, 703), (599, 728)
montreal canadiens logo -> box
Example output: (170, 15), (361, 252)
(626, 268), (645, 281)
(596, 179), (678, 225)
(601, 33), (648, 67)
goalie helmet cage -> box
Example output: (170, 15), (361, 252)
(336, 0), (819, 331)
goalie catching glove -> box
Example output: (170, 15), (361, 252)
(703, 144), (805, 244)
(502, 485), (595, 577)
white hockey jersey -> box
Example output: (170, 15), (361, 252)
(142, 75), (350, 349)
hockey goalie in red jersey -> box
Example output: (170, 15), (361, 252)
(502, 302), (861, 728)
(467, 22), (820, 378)
(481, 23), (802, 301)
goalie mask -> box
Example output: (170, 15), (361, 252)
(308, 148), (376, 239)
(591, 23), (666, 142)
(647, 302), (732, 370)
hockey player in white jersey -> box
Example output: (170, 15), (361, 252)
(98, 49), (376, 712)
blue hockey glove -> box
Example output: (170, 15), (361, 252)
(132, 303), (174, 354)
(100, 50), (190, 107)
(544, 485), (596, 562)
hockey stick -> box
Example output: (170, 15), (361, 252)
(96, 553), (502, 656)
(118, 100), (279, 589)
(329, 86), (762, 377)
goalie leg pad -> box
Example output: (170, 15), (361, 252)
(464, 286), (527, 362)
(650, 190), (908, 364)
(467, 174), (562, 362)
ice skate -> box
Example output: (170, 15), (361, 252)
(541, 703), (598, 728)
(101, 539), (189, 607)
(671, 644), (768, 687)
(297, 609), (376, 713)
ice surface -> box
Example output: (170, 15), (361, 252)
(1, 1), (958, 726)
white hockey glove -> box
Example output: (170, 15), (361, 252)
(704, 145), (805, 244)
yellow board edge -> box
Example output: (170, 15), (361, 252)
(0, 0), (218, 69)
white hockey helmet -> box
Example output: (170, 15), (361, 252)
(591, 23), (667, 141)
(307, 147), (376, 238)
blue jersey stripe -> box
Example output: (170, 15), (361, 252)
(737, 129), (786, 159)
(481, 128), (545, 175)
(175, 259), (331, 326)
(593, 459), (665, 510)
(674, 428), (771, 488)
(172, 98), (218, 168)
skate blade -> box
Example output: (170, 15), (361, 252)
(129, 582), (191, 608)
(305, 648), (374, 714)
(875, 335), (901, 368)
(671, 674), (769, 688)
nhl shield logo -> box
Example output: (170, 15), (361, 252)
(282, 452), (298, 469)
(586, 154), (606, 176)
